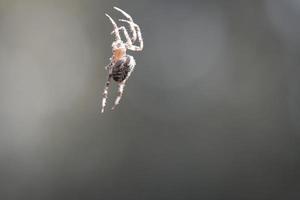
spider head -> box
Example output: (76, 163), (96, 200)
(112, 40), (126, 61)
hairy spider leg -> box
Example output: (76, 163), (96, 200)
(111, 82), (125, 111)
(101, 74), (112, 113)
(113, 7), (137, 42)
(119, 19), (143, 51)
(112, 26), (133, 47)
(105, 13), (121, 41)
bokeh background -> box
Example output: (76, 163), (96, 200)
(0, 0), (300, 199)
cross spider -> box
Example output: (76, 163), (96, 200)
(101, 7), (143, 113)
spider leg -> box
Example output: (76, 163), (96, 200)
(113, 7), (137, 42)
(105, 60), (113, 70)
(105, 13), (121, 41)
(101, 74), (112, 113)
(111, 82), (125, 111)
(119, 19), (143, 51)
(112, 26), (133, 47)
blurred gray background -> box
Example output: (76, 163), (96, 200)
(0, 0), (300, 199)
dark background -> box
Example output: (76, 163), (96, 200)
(0, 0), (300, 199)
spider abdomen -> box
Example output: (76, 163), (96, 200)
(112, 55), (135, 82)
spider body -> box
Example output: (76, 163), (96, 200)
(111, 41), (127, 62)
(112, 49), (126, 62)
(112, 55), (135, 82)
(101, 7), (143, 113)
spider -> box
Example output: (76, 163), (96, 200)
(101, 7), (143, 113)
